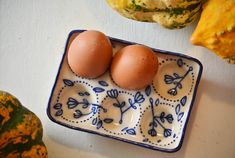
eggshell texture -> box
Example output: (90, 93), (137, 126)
(68, 30), (113, 78)
(111, 44), (158, 90)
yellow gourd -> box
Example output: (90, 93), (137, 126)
(191, 0), (235, 64)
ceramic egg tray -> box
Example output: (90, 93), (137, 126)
(47, 30), (203, 152)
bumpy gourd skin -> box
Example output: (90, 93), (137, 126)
(0, 91), (47, 158)
(191, 0), (235, 64)
(106, 0), (202, 29)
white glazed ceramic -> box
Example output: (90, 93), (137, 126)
(47, 30), (203, 152)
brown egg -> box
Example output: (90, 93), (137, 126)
(111, 44), (158, 90)
(68, 30), (113, 78)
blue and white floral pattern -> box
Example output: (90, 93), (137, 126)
(48, 31), (202, 152)
(164, 59), (193, 96)
(147, 98), (174, 138)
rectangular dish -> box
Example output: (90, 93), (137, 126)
(47, 30), (203, 152)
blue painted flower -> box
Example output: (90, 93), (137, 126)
(107, 89), (119, 99)
(148, 128), (157, 137)
(73, 110), (83, 118)
(164, 129), (172, 137)
(164, 75), (174, 84)
(168, 88), (177, 96)
(165, 114), (174, 124)
(134, 92), (145, 103)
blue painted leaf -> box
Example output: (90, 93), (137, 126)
(177, 59), (183, 67)
(189, 66), (193, 71)
(55, 109), (63, 116)
(53, 103), (62, 109)
(155, 99), (160, 106)
(67, 97), (79, 109)
(175, 104), (180, 115)
(78, 92), (84, 96)
(173, 73), (180, 78)
(131, 105), (137, 109)
(143, 138), (149, 142)
(128, 98), (133, 105)
(180, 96), (187, 106)
(166, 114), (174, 123)
(126, 128), (136, 135)
(121, 127), (128, 132)
(145, 85), (151, 96)
(160, 112), (165, 117)
(103, 118), (113, 123)
(92, 118), (97, 125)
(96, 120), (103, 129)
(93, 87), (105, 93)
(178, 83), (182, 89)
(98, 80), (109, 87)
(113, 103), (120, 108)
(173, 133), (176, 138)
(82, 104), (89, 108)
(84, 92), (90, 96)
(160, 112), (165, 123)
(149, 97), (153, 105)
(63, 79), (74, 86)
(120, 101), (126, 108)
(178, 112), (184, 121)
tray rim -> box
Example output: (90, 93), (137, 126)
(47, 29), (203, 153)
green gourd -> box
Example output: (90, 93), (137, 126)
(0, 91), (47, 158)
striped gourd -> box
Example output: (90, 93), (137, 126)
(106, 0), (203, 29)
(0, 91), (47, 158)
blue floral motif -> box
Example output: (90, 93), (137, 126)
(103, 118), (114, 123)
(53, 103), (63, 116)
(66, 93), (106, 119)
(63, 79), (74, 86)
(93, 87), (105, 93)
(92, 118), (113, 129)
(147, 98), (174, 138)
(107, 89), (118, 98)
(175, 96), (187, 122)
(98, 80), (109, 87)
(177, 59), (183, 67)
(78, 92), (90, 96)
(107, 89), (144, 124)
(164, 129), (172, 137)
(126, 128), (136, 135)
(145, 85), (152, 96)
(121, 127), (136, 135)
(164, 63), (193, 96)
(96, 120), (103, 129)
(53, 103), (62, 109)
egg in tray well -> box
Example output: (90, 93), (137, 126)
(67, 30), (158, 90)
(48, 30), (202, 152)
